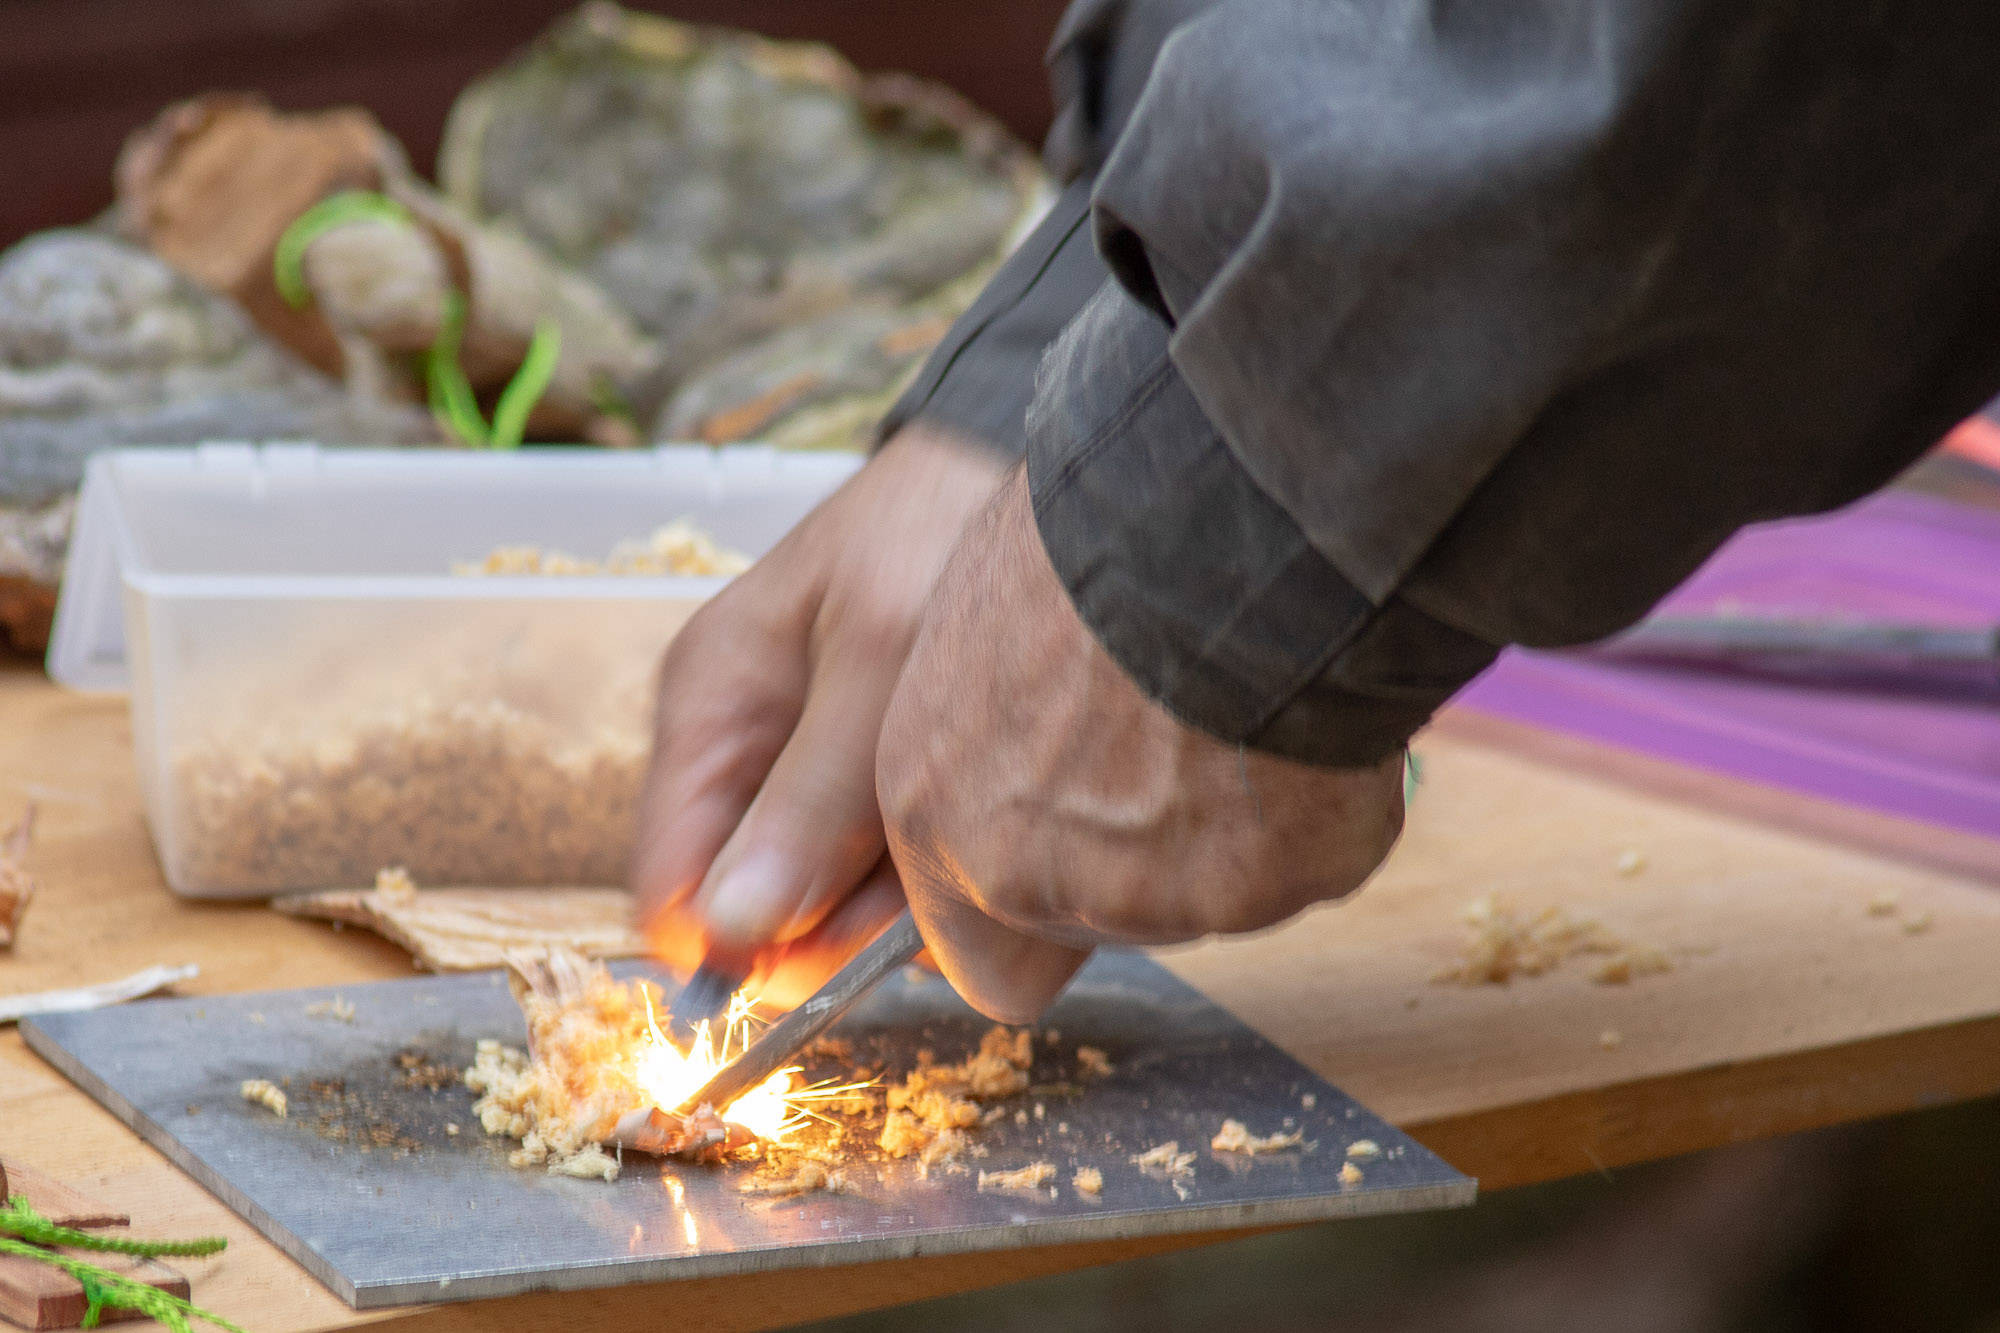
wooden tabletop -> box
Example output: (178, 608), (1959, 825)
(4, 663), (2000, 1332)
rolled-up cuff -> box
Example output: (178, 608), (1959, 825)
(877, 177), (1106, 456)
(1025, 281), (1498, 766)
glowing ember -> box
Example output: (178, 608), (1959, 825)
(632, 989), (804, 1141)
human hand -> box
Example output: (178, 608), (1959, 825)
(630, 427), (1008, 1005)
(876, 468), (1407, 1022)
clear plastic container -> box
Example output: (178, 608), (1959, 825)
(47, 443), (861, 898)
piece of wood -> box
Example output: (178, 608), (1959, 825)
(0, 1161), (128, 1230)
(7, 663), (2000, 1332)
(271, 885), (645, 972)
(0, 1249), (188, 1330)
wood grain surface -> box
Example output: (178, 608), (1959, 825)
(3, 663), (1999, 1331)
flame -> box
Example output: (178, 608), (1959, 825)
(631, 988), (804, 1141)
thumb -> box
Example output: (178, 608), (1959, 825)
(894, 836), (1090, 1025)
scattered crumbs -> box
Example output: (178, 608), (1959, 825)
(375, 866), (418, 907)
(742, 1161), (846, 1198)
(1131, 1141), (1196, 1178)
(305, 996), (355, 1023)
(1172, 1180), (1192, 1201)
(1615, 849), (1648, 878)
(1435, 894), (1673, 987)
(184, 1103), (200, 1117)
(1301, 1093), (1317, 1109)
(240, 1079), (288, 1118)
(1044, 1029), (1061, 1045)
(1338, 1161), (1364, 1187)
(1034, 1103), (1046, 1121)
(1212, 1119), (1305, 1155)
(445, 1123), (461, 1136)
(1867, 891), (1900, 918)
(247, 1011), (266, 1025)
(1075, 1046), (1114, 1079)
(1903, 911), (1935, 935)
(1404, 996), (1420, 1010)
(1014, 1108), (1030, 1127)
(978, 1161), (1055, 1194)
(549, 1144), (619, 1182)
(1599, 1028), (1624, 1050)
(1072, 1166), (1103, 1195)
(1345, 1139), (1382, 1161)
(1590, 946), (1672, 985)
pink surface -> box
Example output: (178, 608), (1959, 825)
(1453, 491), (2000, 839)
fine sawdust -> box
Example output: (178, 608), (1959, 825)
(0, 804), (35, 948)
(1210, 1119), (1303, 1155)
(1432, 894), (1672, 986)
(453, 520), (751, 578)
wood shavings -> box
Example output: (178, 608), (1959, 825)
(1432, 895), (1673, 986)
(1211, 1119), (1304, 1155)
(0, 804), (34, 948)
(977, 1162), (1054, 1194)
(875, 1025), (1034, 1162)
(1903, 911), (1935, 935)
(548, 1143), (620, 1182)
(454, 520), (751, 578)
(0, 963), (200, 1026)
(1131, 1142), (1195, 1178)
(1301, 1093), (1317, 1110)
(275, 874), (645, 972)
(304, 997), (355, 1023)
(1867, 892), (1900, 918)
(1614, 849), (1647, 877)
(240, 1079), (288, 1118)
(1072, 1167), (1103, 1195)
(1345, 1139), (1382, 1161)
(741, 1160), (847, 1198)
(463, 949), (670, 1180)
(1075, 1046), (1113, 1079)
(1339, 1161), (1364, 1187)
(1599, 1029), (1624, 1050)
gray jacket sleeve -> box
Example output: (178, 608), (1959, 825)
(901, 0), (2000, 766)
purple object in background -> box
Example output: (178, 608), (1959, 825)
(1452, 491), (2000, 844)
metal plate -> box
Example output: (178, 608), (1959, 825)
(23, 952), (1473, 1308)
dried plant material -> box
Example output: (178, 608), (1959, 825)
(875, 1025), (1034, 1162)
(1072, 1167), (1103, 1195)
(1599, 1029), (1625, 1050)
(978, 1162), (1055, 1194)
(304, 997), (355, 1023)
(1867, 892), (1900, 918)
(465, 952), (663, 1178)
(1211, 1120), (1304, 1155)
(1075, 1046), (1113, 1079)
(456, 520), (751, 578)
(741, 1160), (846, 1199)
(1345, 1139), (1382, 1161)
(1338, 1161), (1364, 1187)
(1903, 911), (1935, 935)
(0, 963), (200, 1026)
(1615, 849), (1647, 877)
(275, 875), (645, 972)
(240, 1079), (288, 1118)
(0, 804), (35, 948)
(1433, 895), (1673, 987)
(1131, 1142), (1196, 1178)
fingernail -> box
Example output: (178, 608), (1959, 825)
(699, 852), (799, 947)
